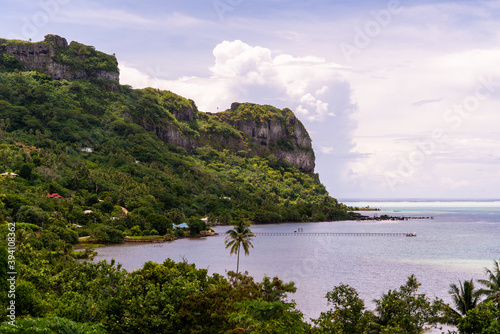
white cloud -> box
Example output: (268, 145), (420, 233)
(412, 98), (443, 107)
(60, 9), (151, 26)
(58, 7), (210, 29)
(345, 46), (500, 197)
(440, 177), (470, 189)
(297, 93), (331, 121)
(295, 105), (310, 116)
(316, 85), (329, 95)
(319, 146), (335, 155)
(121, 40), (351, 121)
(210, 40), (272, 80)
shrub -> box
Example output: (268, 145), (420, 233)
(0, 316), (108, 334)
(90, 225), (124, 243)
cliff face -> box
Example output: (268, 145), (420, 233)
(0, 35), (315, 174)
(0, 35), (119, 81)
(213, 103), (315, 173)
(138, 100), (316, 173)
(143, 120), (196, 151)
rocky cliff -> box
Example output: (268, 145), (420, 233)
(143, 119), (197, 151)
(0, 35), (315, 173)
(211, 103), (316, 173)
(131, 97), (316, 173)
(0, 35), (119, 81)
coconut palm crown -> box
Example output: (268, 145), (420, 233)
(447, 279), (480, 321)
(225, 219), (255, 273)
(477, 260), (500, 304)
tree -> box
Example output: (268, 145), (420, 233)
(225, 219), (255, 273)
(15, 205), (49, 228)
(146, 213), (172, 235)
(35, 166), (59, 182)
(312, 284), (372, 334)
(0, 316), (108, 334)
(477, 260), (500, 305)
(178, 270), (298, 333)
(228, 299), (309, 334)
(19, 164), (33, 179)
(446, 279), (480, 323)
(167, 208), (186, 225)
(373, 275), (445, 333)
(187, 217), (207, 236)
(90, 225), (124, 243)
(456, 301), (500, 334)
(0, 244), (8, 296)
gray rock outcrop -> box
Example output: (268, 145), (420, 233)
(0, 35), (119, 81)
(216, 103), (316, 173)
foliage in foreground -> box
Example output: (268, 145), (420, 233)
(0, 316), (107, 334)
(310, 263), (500, 334)
(1, 235), (498, 333)
(1, 235), (499, 333)
(312, 276), (446, 334)
(0, 240), (305, 333)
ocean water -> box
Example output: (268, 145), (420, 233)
(92, 201), (500, 325)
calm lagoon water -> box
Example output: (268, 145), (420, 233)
(92, 201), (500, 321)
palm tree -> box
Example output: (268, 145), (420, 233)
(477, 260), (500, 304)
(447, 279), (480, 321)
(225, 219), (255, 273)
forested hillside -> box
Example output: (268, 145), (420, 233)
(0, 35), (352, 246)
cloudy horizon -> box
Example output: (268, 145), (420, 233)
(3, 0), (500, 200)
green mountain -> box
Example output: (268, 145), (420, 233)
(0, 35), (351, 242)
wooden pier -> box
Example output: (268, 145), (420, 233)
(254, 232), (417, 237)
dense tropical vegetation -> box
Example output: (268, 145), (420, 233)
(1, 236), (499, 333)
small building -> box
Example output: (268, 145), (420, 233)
(173, 223), (189, 229)
(48, 193), (62, 199)
(81, 147), (93, 153)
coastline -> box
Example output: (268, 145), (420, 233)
(77, 230), (219, 246)
(76, 213), (432, 256)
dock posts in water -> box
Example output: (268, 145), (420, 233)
(254, 232), (417, 237)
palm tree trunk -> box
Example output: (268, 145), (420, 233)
(236, 244), (240, 273)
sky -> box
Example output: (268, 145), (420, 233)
(2, 0), (500, 200)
